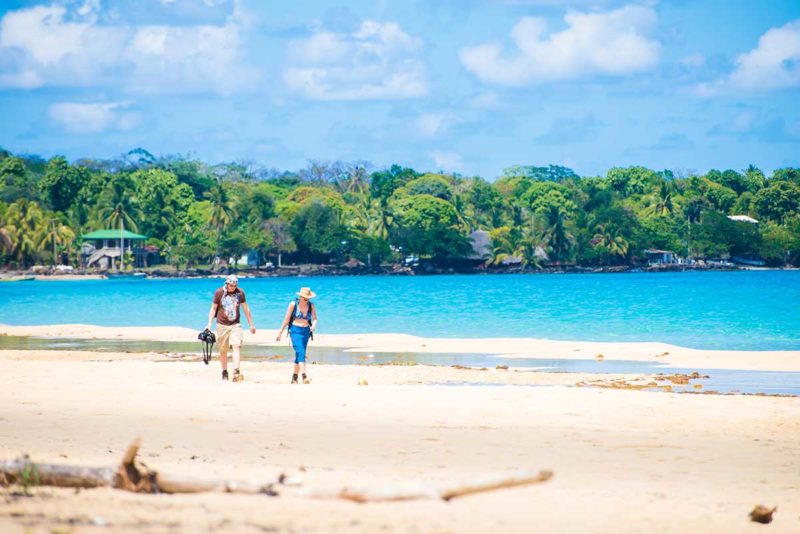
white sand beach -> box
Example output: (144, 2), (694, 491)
(0, 345), (798, 533)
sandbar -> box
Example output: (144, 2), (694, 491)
(2, 323), (800, 372)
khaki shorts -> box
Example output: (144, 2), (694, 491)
(217, 323), (243, 352)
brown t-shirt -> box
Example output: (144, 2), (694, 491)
(213, 287), (246, 326)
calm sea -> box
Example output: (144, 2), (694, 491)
(1, 271), (798, 350)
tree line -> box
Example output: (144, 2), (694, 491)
(1, 147), (799, 270)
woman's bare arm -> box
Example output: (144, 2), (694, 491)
(276, 302), (294, 341)
(310, 304), (318, 332)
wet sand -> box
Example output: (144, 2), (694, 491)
(3, 323), (800, 371)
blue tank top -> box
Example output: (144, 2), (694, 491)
(293, 299), (312, 321)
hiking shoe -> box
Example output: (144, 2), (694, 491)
(291, 374), (298, 384)
(222, 370), (229, 381)
(232, 369), (244, 383)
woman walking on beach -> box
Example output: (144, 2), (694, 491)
(276, 287), (317, 384)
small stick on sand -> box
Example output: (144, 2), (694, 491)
(439, 470), (553, 501)
(296, 470), (554, 503)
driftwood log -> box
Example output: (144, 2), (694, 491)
(0, 439), (286, 496)
(0, 439), (552, 502)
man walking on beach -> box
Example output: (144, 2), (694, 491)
(205, 274), (255, 382)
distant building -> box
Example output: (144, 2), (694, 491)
(643, 249), (677, 265)
(533, 246), (550, 263)
(731, 256), (765, 266)
(728, 215), (759, 224)
(80, 229), (155, 269)
(500, 255), (524, 267)
(236, 250), (261, 267)
(468, 230), (491, 261)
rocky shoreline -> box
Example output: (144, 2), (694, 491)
(0, 262), (753, 280)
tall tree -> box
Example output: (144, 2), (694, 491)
(540, 205), (576, 263)
(592, 223), (629, 265)
(263, 218), (296, 267)
(40, 156), (87, 212)
(648, 182), (674, 216)
(97, 177), (142, 270)
(390, 194), (471, 262)
(40, 218), (75, 265)
(204, 182), (237, 265)
(4, 199), (46, 267)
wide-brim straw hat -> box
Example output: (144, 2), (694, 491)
(296, 287), (316, 299)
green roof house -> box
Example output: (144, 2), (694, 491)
(80, 229), (150, 270)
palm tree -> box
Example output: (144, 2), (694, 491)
(593, 223), (630, 265)
(489, 226), (543, 268)
(40, 218), (76, 266)
(0, 213), (15, 263)
(649, 182), (674, 216)
(451, 190), (474, 232)
(204, 182), (237, 265)
(97, 179), (142, 270)
(5, 199), (47, 267)
(539, 205), (576, 264)
(334, 162), (371, 196)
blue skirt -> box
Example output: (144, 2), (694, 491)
(289, 325), (311, 363)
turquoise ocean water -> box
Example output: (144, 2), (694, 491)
(1, 271), (798, 351)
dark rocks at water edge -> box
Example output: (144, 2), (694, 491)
(115, 262), (746, 278)
(5, 261), (756, 279)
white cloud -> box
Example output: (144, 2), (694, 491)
(48, 102), (141, 133)
(469, 91), (502, 109)
(0, 1), (258, 94)
(731, 111), (757, 133)
(679, 53), (706, 68)
(284, 20), (426, 100)
(76, 0), (101, 17)
(0, 5), (89, 65)
(698, 19), (800, 96)
(430, 151), (463, 173)
(496, 0), (622, 4)
(416, 113), (458, 137)
(460, 4), (660, 86)
(535, 114), (606, 144)
(710, 110), (800, 143)
(0, 69), (42, 88)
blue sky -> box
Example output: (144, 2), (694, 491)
(1, 0), (799, 179)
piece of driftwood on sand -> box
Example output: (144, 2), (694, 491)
(0, 439), (553, 502)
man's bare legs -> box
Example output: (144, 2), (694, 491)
(220, 347), (242, 381)
(220, 348), (228, 379)
(232, 345), (241, 371)
(231, 344), (243, 382)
